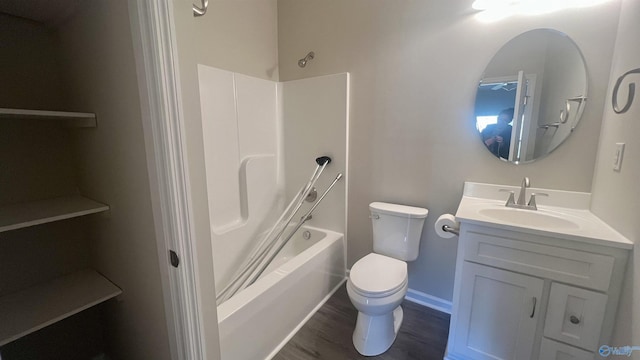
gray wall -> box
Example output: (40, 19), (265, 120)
(0, 14), (66, 110)
(0, 15), (77, 206)
(56, 1), (171, 359)
(277, 0), (621, 300)
(591, 0), (640, 352)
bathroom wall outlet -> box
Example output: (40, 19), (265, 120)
(613, 143), (625, 171)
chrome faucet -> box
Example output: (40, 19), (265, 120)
(517, 177), (530, 206)
(499, 177), (548, 210)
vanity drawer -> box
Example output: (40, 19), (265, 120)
(462, 231), (615, 291)
(544, 283), (608, 352)
(539, 338), (594, 360)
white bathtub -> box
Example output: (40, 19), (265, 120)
(217, 226), (346, 360)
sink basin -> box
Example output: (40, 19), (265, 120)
(454, 182), (633, 248)
(479, 208), (581, 230)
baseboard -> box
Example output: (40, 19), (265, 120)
(405, 288), (452, 314)
(265, 277), (347, 360)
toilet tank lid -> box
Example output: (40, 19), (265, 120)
(369, 202), (428, 218)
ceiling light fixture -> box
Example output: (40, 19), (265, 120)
(472, 0), (611, 22)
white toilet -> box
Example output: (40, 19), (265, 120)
(347, 202), (428, 356)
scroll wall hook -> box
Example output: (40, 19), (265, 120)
(193, 0), (208, 17)
(298, 51), (315, 68)
(612, 67), (640, 114)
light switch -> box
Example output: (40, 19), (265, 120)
(613, 143), (625, 171)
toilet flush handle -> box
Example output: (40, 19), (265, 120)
(369, 214), (380, 219)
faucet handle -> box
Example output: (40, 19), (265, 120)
(528, 192), (549, 209)
(499, 189), (516, 206)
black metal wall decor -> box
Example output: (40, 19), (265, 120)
(612, 67), (640, 114)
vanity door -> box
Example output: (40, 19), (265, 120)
(452, 262), (544, 360)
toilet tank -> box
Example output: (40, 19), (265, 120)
(370, 202), (428, 261)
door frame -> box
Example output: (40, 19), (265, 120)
(128, 1), (209, 359)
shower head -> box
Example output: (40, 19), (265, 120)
(316, 156), (332, 166)
(298, 51), (315, 68)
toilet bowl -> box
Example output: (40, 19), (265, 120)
(347, 202), (427, 356)
(347, 253), (408, 356)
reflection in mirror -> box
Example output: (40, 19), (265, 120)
(475, 29), (588, 164)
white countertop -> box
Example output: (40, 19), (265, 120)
(455, 182), (633, 250)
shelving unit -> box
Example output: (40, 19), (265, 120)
(0, 269), (122, 346)
(1, 11), (121, 356)
(0, 195), (109, 233)
(0, 108), (97, 127)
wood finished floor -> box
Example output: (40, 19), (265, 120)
(273, 283), (450, 360)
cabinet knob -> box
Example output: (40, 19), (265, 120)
(569, 315), (581, 324)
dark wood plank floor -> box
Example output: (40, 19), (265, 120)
(273, 283), (450, 360)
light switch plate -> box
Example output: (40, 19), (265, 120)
(613, 143), (625, 171)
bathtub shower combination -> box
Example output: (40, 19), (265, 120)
(217, 158), (345, 360)
(198, 66), (349, 359)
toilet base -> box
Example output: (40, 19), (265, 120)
(352, 305), (404, 356)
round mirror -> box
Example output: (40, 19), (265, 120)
(474, 29), (587, 164)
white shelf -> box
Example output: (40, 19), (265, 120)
(0, 108), (97, 127)
(0, 195), (109, 233)
(0, 269), (122, 346)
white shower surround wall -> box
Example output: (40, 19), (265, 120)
(282, 74), (350, 238)
(198, 65), (284, 290)
(198, 66), (349, 292)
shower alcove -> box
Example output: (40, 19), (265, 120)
(198, 66), (350, 296)
(197, 65), (350, 359)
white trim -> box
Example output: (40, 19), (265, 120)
(405, 288), (453, 314)
(129, 1), (205, 360)
(343, 74), (351, 277)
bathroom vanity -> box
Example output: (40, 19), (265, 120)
(445, 182), (632, 360)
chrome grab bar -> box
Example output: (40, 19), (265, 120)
(216, 159), (330, 303)
(216, 158), (341, 304)
(249, 173), (343, 283)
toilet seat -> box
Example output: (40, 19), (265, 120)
(349, 253), (407, 298)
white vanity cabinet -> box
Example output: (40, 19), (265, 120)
(445, 223), (629, 360)
(452, 262), (543, 359)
